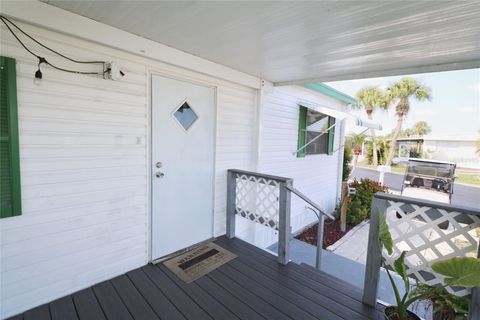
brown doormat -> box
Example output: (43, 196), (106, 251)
(163, 242), (237, 283)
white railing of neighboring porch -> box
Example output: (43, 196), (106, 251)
(225, 169), (333, 267)
(363, 193), (480, 320)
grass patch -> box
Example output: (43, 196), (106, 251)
(456, 173), (480, 186)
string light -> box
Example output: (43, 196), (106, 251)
(0, 15), (124, 82)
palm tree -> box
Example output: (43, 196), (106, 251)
(412, 121), (431, 136)
(350, 133), (366, 172)
(354, 87), (389, 166)
(385, 78), (431, 166)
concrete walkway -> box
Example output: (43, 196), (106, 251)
(327, 220), (370, 264)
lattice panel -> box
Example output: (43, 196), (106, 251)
(235, 173), (280, 230)
(383, 200), (480, 296)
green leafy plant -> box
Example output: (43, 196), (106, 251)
(342, 142), (352, 181)
(413, 284), (469, 320)
(378, 212), (426, 319)
(346, 179), (387, 225)
(431, 257), (480, 288)
(378, 212), (480, 320)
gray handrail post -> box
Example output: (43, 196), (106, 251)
(315, 214), (325, 270)
(468, 245), (480, 320)
(362, 195), (387, 306)
(226, 170), (236, 239)
(469, 284), (480, 319)
(278, 179), (293, 265)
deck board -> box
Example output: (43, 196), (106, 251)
(49, 296), (79, 320)
(206, 269), (291, 320)
(142, 264), (212, 320)
(126, 269), (187, 320)
(110, 275), (160, 320)
(195, 274), (265, 320)
(159, 264), (239, 320)
(9, 236), (383, 320)
(23, 304), (50, 320)
(216, 236), (379, 319)
(71, 288), (106, 320)
(93, 281), (133, 320)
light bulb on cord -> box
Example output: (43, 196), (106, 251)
(33, 67), (42, 86)
(33, 57), (46, 86)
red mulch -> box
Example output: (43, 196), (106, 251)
(295, 220), (354, 249)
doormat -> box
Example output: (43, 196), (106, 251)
(163, 242), (237, 283)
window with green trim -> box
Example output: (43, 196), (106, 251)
(1, 56), (21, 218)
(297, 106), (335, 157)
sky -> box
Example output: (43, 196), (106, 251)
(325, 68), (480, 138)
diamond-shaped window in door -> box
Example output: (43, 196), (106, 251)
(173, 101), (198, 131)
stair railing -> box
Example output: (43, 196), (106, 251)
(225, 169), (334, 267)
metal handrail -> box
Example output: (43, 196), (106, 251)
(226, 169), (334, 269)
(285, 185), (334, 220)
(285, 185), (334, 270)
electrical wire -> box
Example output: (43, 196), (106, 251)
(0, 15), (107, 76)
(0, 15), (104, 64)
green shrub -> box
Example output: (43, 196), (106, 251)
(342, 143), (352, 181)
(346, 178), (388, 225)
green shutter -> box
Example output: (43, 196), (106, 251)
(1, 56), (21, 218)
(297, 106), (307, 158)
(327, 116), (335, 155)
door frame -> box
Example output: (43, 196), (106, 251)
(147, 70), (218, 262)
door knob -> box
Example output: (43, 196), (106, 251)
(155, 172), (165, 178)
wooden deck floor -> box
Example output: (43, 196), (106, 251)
(8, 236), (383, 320)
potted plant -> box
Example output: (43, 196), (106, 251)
(378, 213), (480, 320)
(378, 213), (423, 319)
(428, 257), (480, 319)
(413, 283), (469, 319)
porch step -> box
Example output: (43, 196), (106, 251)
(217, 237), (384, 319)
(298, 262), (366, 304)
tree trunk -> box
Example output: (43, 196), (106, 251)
(368, 113), (378, 166)
(386, 113), (405, 166)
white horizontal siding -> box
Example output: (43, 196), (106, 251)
(0, 20), (258, 318)
(251, 86), (345, 246)
(0, 21), (149, 318)
(213, 86), (257, 236)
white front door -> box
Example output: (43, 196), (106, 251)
(151, 75), (215, 260)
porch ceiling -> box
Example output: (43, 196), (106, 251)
(42, 1), (480, 83)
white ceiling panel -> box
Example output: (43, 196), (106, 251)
(41, 1), (480, 83)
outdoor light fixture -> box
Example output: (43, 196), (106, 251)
(1, 15), (125, 83)
(34, 57), (47, 85)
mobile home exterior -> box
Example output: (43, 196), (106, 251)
(0, 3), (352, 318)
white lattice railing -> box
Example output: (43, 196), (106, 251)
(225, 169), (293, 265)
(234, 172), (282, 230)
(225, 169), (334, 267)
(385, 198), (480, 297)
(363, 193), (480, 319)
